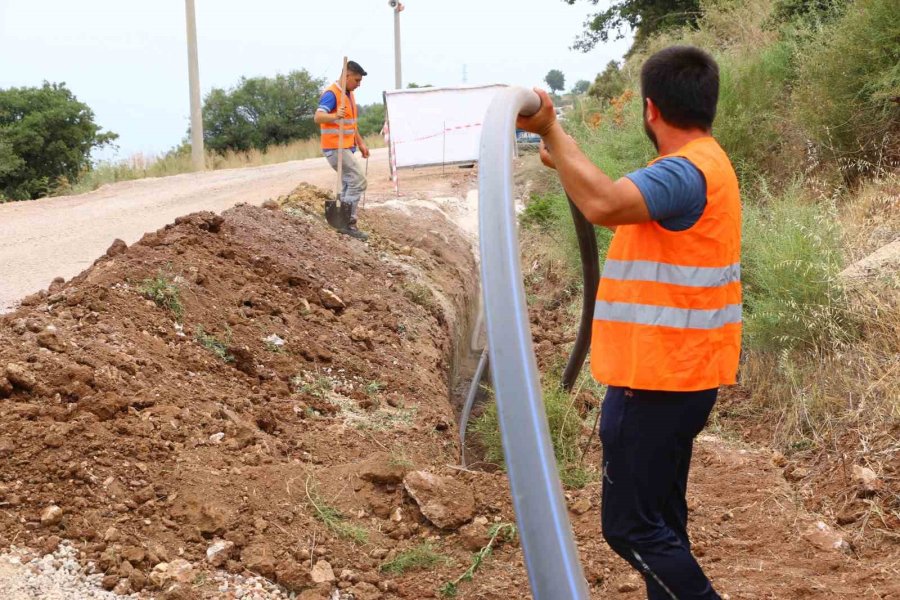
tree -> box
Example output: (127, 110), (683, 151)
(545, 69), (566, 93)
(406, 82), (433, 88)
(201, 70), (325, 153)
(562, 0), (701, 51)
(0, 82), (117, 200)
(572, 79), (591, 95)
(357, 102), (386, 137)
(589, 61), (627, 101)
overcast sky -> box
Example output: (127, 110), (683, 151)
(0, 0), (631, 161)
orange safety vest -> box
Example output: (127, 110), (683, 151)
(591, 136), (742, 392)
(320, 83), (358, 150)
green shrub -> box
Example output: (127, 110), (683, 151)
(770, 0), (846, 26)
(741, 182), (855, 352)
(521, 188), (615, 282)
(792, 0), (900, 177)
(472, 382), (596, 489)
(520, 193), (557, 230)
(588, 61), (626, 101)
(715, 42), (796, 182)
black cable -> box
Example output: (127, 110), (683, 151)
(560, 193), (599, 391)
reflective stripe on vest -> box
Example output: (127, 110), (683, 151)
(594, 301), (742, 330)
(320, 83), (358, 150)
(602, 259), (740, 288)
(591, 136), (742, 391)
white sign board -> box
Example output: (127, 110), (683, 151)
(384, 84), (507, 169)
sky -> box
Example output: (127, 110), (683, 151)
(0, 0), (631, 161)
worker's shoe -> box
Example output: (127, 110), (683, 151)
(338, 222), (369, 241)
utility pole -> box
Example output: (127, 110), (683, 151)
(185, 0), (205, 171)
(389, 2), (404, 89)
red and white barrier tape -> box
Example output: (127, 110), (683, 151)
(391, 122), (483, 146)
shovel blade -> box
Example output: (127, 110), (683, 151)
(324, 198), (352, 229)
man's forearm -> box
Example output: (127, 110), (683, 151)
(313, 111), (339, 125)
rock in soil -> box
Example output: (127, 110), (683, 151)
(403, 470), (475, 529)
(310, 559), (336, 584)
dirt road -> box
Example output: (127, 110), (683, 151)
(0, 149), (390, 312)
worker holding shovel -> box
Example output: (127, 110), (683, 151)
(315, 60), (370, 240)
(518, 46), (740, 600)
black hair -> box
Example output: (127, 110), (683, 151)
(640, 46), (719, 130)
(347, 61), (368, 76)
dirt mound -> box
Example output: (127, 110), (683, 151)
(0, 192), (533, 598)
(276, 182), (334, 211)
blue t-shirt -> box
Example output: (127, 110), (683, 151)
(317, 90), (338, 113)
(317, 90), (356, 153)
(625, 157), (706, 231)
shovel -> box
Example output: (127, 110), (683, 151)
(325, 56), (352, 230)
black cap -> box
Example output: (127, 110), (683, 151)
(347, 61), (367, 76)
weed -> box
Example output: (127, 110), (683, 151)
(439, 523), (516, 597)
(293, 374), (333, 399)
(715, 42), (798, 182)
(304, 476), (368, 545)
(520, 193), (557, 230)
(792, 0), (900, 178)
(139, 271), (184, 321)
(350, 405), (418, 431)
(264, 339), (284, 353)
(381, 542), (450, 574)
(388, 452), (414, 470)
(472, 382), (598, 489)
(402, 282), (437, 312)
(742, 183), (855, 353)
(365, 380), (386, 397)
(559, 464), (595, 490)
(195, 326), (233, 362)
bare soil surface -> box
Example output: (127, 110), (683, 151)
(0, 158), (896, 599)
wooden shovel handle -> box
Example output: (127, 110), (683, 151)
(336, 56), (349, 206)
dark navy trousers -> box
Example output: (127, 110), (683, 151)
(600, 386), (721, 600)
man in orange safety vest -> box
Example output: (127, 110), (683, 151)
(518, 46), (739, 600)
(314, 60), (371, 240)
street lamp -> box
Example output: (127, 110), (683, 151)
(388, 1), (404, 89)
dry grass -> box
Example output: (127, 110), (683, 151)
(839, 174), (900, 262)
(71, 134), (384, 195)
(733, 175), (899, 448)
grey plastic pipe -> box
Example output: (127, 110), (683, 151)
(458, 347), (488, 468)
(478, 86), (590, 600)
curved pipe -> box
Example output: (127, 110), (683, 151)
(478, 86), (590, 600)
(458, 347), (489, 468)
(561, 193), (600, 391)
